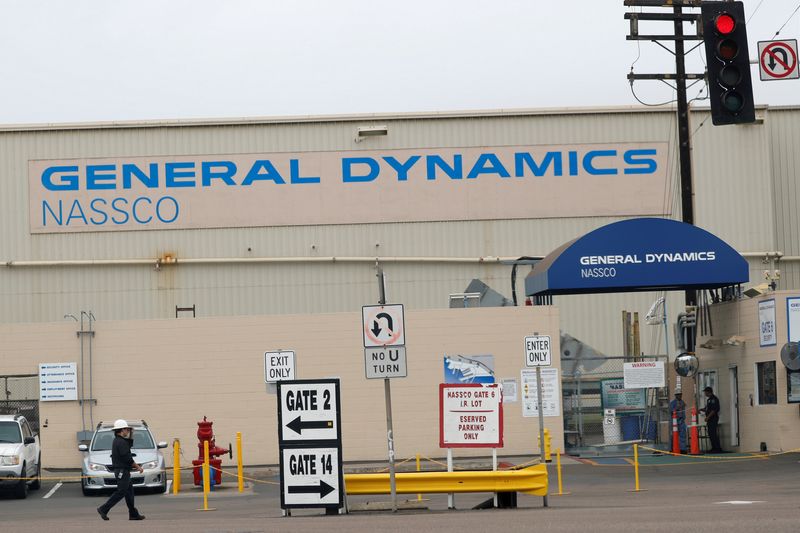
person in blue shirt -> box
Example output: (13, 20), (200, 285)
(669, 390), (687, 453)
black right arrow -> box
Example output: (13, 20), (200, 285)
(288, 480), (335, 498)
(286, 415), (333, 435)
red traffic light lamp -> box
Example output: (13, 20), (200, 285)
(701, 1), (755, 125)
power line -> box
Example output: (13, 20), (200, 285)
(772, 2), (800, 38)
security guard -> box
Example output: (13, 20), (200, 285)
(701, 386), (723, 453)
(97, 419), (146, 521)
(669, 390), (687, 453)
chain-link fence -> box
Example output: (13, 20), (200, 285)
(0, 375), (40, 433)
(562, 356), (669, 454)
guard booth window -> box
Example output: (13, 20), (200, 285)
(756, 361), (777, 405)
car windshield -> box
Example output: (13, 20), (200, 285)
(91, 429), (155, 451)
(0, 421), (22, 443)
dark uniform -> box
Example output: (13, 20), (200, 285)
(704, 392), (722, 453)
(97, 433), (144, 520)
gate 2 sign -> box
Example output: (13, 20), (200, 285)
(439, 383), (503, 448)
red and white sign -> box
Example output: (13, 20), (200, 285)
(362, 304), (405, 347)
(623, 361), (665, 389)
(439, 383), (503, 448)
(758, 40), (799, 81)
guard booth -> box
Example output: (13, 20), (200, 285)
(525, 218), (749, 455)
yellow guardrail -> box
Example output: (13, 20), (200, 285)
(344, 464), (548, 496)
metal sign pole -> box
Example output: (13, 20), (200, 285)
(376, 265), (398, 512)
(536, 365), (549, 508)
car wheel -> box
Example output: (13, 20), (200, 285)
(156, 475), (168, 494)
(29, 458), (41, 490)
(14, 463), (29, 499)
(81, 477), (91, 496)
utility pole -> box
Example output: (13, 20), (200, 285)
(624, 0), (705, 306)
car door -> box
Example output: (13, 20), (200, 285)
(20, 419), (36, 476)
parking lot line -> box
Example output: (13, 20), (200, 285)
(42, 482), (63, 499)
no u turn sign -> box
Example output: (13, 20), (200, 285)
(758, 40), (799, 81)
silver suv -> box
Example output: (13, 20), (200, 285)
(0, 414), (41, 499)
(79, 420), (168, 495)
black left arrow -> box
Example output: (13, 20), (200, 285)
(288, 480), (335, 498)
(287, 416), (333, 435)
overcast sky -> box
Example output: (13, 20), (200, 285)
(1, 0), (798, 124)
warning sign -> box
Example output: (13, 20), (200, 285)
(439, 383), (503, 448)
(758, 39), (799, 81)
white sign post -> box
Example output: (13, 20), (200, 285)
(758, 299), (777, 347)
(362, 304), (406, 347)
(280, 447), (342, 508)
(523, 333), (553, 508)
(364, 346), (407, 379)
(276, 379), (344, 512)
(758, 39), (799, 81)
(525, 335), (552, 367)
(265, 351), (296, 383)
(521, 368), (562, 417)
(39, 362), (78, 401)
(439, 384), (503, 447)
(623, 361), (666, 389)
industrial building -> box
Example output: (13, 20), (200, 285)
(0, 105), (798, 467)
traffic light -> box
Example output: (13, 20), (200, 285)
(701, 1), (755, 125)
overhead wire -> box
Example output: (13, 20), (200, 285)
(772, 2), (800, 38)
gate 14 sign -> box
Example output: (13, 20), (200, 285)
(439, 383), (503, 448)
(280, 447), (343, 508)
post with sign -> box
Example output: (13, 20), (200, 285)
(363, 268), (406, 512)
(276, 379), (344, 514)
(524, 333), (551, 507)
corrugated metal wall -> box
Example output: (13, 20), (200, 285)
(1, 107), (797, 356)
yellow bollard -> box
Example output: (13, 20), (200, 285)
(538, 428), (552, 462)
(629, 443), (647, 492)
(237, 431), (244, 493)
(172, 439), (181, 494)
(554, 448), (571, 496)
(416, 454), (421, 502)
(197, 440), (216, 511)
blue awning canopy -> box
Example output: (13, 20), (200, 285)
(525, 218), (749, 296)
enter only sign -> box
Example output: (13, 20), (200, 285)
(525, 335), (552, 367)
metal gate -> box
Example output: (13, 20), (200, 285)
(562, 356), (669, 454)
(0, 375), (40, 433)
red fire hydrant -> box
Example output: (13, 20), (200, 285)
(191, 416), (232, 487)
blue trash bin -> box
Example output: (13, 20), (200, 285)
(621, 415), (643, 440)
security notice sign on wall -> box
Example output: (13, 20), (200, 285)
(439, 383), (503, 448)
(280, 447), (343, 508)
(787, 297), (800, 342)
(521, 368), (561, 417)
(39, 362), (78, 401)
(759, 299), (777, 347)
(623, 361), (665, 389)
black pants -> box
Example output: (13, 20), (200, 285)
(99, 468), (139, 517)
(707, 418), (722, 452)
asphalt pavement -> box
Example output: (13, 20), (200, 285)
(1, 452), (798, 532)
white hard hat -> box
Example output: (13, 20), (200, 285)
(112, 419), (132, 430)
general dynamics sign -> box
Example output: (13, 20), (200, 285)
(525, 218), (749, 296)
(28, 143), (669, 233)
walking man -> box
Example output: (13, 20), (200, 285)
(669, 390), (687, 453)
(701, 386), (723, 453)
(97, 419), (146, 521)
